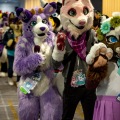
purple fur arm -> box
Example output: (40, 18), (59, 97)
(13, 37), (43, 75)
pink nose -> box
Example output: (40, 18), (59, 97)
(79, 21), (86, 25)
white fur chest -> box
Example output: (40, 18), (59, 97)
(34, 37), (53, 70)
(31, 37), (53, 96)
(40, 42), (52, 70)
(32, 72), (50, 96)
(96, 62), (120, 96)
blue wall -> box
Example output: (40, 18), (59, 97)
(19, 0), (25, 8)
(0, 3), (19, 13)
(0, 0), (25, 13)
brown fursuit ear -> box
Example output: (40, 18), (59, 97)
(30, 9), (36, 15)
(38, 8), (44, 14)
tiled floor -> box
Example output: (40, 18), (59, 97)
(0, 77), (84, 120)
(0, 77), (18, 120)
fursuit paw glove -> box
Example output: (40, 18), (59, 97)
(7, 39), (14, 47)
(34, 45), (46, 67)
(52, 32), (66, 62)
(37, 52), (46, 67)
(56, 32), (66, 51)
(85, 42), (113, 89)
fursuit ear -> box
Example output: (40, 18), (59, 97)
(37, 8), (44, 14)
(40, 0), (47, 7)
(43, 2), (57, 17)
(85, 0), (94, 9)
(30, 9), (36, 15)
(15, 8), (33, 23)
(58, 0), (62, 3)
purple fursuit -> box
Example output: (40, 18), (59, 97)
(13, 2), (62, 120)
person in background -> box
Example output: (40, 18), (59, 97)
(3, 28), (16, 85)
(3, 15), (22, 85)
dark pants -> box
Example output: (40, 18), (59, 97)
(17, 75), (21, 82)
(62, 84), (96, 120)
(7, 55), (14, 78)
(1, 62), (7, 72)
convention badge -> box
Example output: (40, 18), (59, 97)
(71, 69), (86, 87)
(71, 57), (86, 87)
(117, 68), (120, 76)
(117, 59), (120, 75)
(117, 59), (120, 67)
(20, 78), (38, 94)
(117, 93), (120, 101)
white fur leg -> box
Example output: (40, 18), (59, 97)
(54, 72), (64, 96)
(0, 47), (7, 63)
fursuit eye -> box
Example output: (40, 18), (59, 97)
(68, 8), (76, 16)
(83, 7), (89, 15)
(42, 19), (48, 24)
(107, 36), (118, 43)
(52, 13), (58, 17)
(30, 21), (37, 26)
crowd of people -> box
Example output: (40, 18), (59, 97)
(0, 10), (22, 85)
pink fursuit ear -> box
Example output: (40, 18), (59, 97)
(62, 0), (65, 5)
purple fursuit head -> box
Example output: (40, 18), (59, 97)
(13, 2), (62, 120)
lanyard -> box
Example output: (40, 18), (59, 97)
(77, 55), (79, 69)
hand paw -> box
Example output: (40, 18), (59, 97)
(93, 55), (108, 68)
(37, 52), (46, 66)
(86, 43), (113, 68)
(7, 39), (13, 47)
(56, 32), (66, 51)
(15, 37), (19, 43)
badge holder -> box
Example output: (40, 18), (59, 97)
(20, 72), (41, 94)
(71, 56), (86, 87)
(117, 93), (120, 101)
(117, 59), (120, 75)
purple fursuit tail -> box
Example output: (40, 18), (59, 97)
(93, 95), (120, 120)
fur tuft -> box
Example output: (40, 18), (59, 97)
(86, 60), (108, 83)
(112, 12), (120, 17)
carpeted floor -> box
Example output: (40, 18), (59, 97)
(0, 77), (84, 120)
